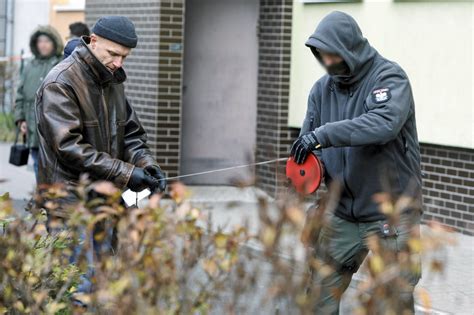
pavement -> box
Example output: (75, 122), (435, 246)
(0, 142), (37, 212)
(1, 141), (473, 314)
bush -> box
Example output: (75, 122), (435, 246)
(0, 180), (454, 314)
(0, 111), (15, 142)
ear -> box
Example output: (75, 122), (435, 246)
(90, 34), (98, 48)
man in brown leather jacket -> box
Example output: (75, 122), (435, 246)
(36, 16), (166, 194)
(35, 16), (166, 302)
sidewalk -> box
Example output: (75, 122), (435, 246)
(184, 185), (474, 315)
(0, 142), (36, 214)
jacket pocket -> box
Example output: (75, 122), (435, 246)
(82, 120), (101, 148)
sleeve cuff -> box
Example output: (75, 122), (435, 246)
(107, 161), (135, 189)
(135, 156), (158, 169)
(315, 126), (331, 148)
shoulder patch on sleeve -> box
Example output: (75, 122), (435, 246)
(371, 87), (391, 104)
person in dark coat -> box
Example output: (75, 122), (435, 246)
(14, 26), (63, 181)
(64, 21), (90, 59)
(290, 11), (422, 314)
(35, 16), (166, 303)
(36, 16), (165, 193)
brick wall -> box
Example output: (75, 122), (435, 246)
(298, 141), (474, 235)
(255, 0), (297, 196)
(85, 0), (184, 178)
(420, 143), (474, 235)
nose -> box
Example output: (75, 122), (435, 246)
(113, 57), (123, 69)
(324, 60), (335, 67)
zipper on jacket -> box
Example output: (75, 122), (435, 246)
(341, 88), (356, 219)
(100, 86), (111, 153)
(342, 149), (355, 218)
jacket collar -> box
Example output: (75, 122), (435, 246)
(74, 36), (127, 86)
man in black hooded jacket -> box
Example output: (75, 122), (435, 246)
(290, 11), (422, 313)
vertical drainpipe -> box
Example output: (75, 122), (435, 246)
(3, 0), (14, 111)
(5, 0), (14, 58)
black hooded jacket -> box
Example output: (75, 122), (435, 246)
(302, 11), (422, 222)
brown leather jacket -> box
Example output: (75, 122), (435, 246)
(35, 38), (157, 189)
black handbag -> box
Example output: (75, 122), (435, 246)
(9, 128), (29, 166)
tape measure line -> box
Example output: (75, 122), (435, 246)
(160, 157), (288, 181)
(123, 157), (288, 206)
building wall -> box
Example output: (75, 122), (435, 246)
(13, 0), (50, 57)
(0, 1), (7, 56)
(180, 0), (259, 185)
(49, 0), (85, 44)
(421, 144), (474, 235)
(255, 0), (298, 196)
(288, 0), (473, 149)
(85, 0), (184, 178)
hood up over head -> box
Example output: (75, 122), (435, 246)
(305, 11), (377, 85)
(29, 25), (64, 58)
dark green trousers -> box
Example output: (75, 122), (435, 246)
(311, 210), (421, 314)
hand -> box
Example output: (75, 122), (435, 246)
(127, 167), (160, 192)
(144, 165), (167, 193)
(290, 131), (320, 164)
(18, 121), (27, 135)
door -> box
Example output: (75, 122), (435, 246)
(181, 0), (259, 185)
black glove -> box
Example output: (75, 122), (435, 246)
(144, 165), (167, 193)
(290, 131), (321, 164)
(127, 167), (160, 192)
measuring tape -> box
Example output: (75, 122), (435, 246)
(122, 154), (324, 206)
(122, 157), (288, 206)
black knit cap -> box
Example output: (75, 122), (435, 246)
(91, 16), (137, 48)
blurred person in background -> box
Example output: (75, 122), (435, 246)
(291, 11), (422, 314)
(14, 25), (63, 182)
(64, 21), (90, 59)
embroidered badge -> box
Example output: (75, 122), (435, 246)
(371, 88), (391, 104)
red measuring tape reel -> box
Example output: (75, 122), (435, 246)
(286, 153), (324, 195)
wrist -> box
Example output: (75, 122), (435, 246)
(303, 131), (320, 150)
(126, 165), (137, 186)
(313, 127), (329, 148)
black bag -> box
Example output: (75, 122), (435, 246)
(9, 128), (29, 166)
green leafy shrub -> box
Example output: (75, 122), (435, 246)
(0, 111), (15, 142)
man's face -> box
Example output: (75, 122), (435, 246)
(89, 34), (131, 73)
(319, 51), (343, 67)
(37, 35), (55, 57)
